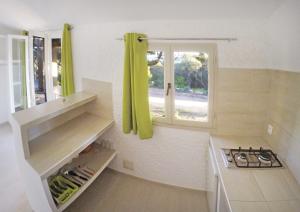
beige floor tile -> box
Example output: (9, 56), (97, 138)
(65, 169), (208, 212)
(221, 170), (265, 201)
(267, 200), (300, 212)
(0, 123), (32, 212)
(230, 201), (271, 212)
(253, 170), (296, 201)
(280, 169), (300, 200)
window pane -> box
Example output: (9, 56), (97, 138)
(11, 38), (27, 112)
(51, 38), (62, 99)
(147, 51), (165, 118)
(33, 36), (47, 105)
(174, 51), (209, 122)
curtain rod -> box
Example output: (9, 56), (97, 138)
(47, 26), (74, 31)
(116, 37), (238, 42)
(31, 26), (74, 33)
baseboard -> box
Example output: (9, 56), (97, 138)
(107, 167), (207, 192)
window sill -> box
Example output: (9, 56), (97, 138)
(152, 120), (213, 132)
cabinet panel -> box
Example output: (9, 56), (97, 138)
(218, 181), (231, 212)
(207, 146), (218, 212)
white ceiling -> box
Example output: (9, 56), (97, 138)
(0, 0), (286, 30)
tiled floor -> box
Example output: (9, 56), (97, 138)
(0, 123), (31, 212)
(0, 123), (208, 212)
(66, 169), (208, 212)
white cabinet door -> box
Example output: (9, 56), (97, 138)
(207, 146), (219, 212)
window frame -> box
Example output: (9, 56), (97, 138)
(148, 43), (217, 129)
(28, 30), (62, 105)
(47, 31), (62, 100)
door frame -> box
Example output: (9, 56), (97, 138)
(28, 31), (49, 106)
(7, 35), (31, 112)
(29, 30), (62, 102)
(47, 30), (62, 101)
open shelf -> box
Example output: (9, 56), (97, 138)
(27, 113), (114, 178)
(56, 143), (116, 211)
(10, 80), (114, 212)
(12, 91), (97, 128)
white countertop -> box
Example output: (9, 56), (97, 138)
(210, 136), (300, 212)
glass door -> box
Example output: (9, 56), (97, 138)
(8, 35), (31, 112)
(50, 38), (62, 99)
(32, 35), (47, 105)
(28, 31), (62, 103)
(48, 31), (62, 100)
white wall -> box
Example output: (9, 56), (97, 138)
(0, 0), (298, 190)
(0, 35), (8, 124)
(72, 20), (269, 190)
(0, 24), (19, 124)
(66, 3), (298, 190)
(73, 20), (269, 88)
(267, 0), (300, 72)
(1, 0), (298, 190)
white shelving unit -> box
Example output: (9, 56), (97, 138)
(9, 79), (115, 212)
(28, 113), (114, 178)
(57, 143), (116, 212)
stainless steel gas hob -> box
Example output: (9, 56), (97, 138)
(221, 147), (283, 168)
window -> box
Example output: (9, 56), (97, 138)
(33, 36), (47, 105)
(147, 43), (216, 128)
(28, 31), (62, 106)
(51, 38), (62, 99)
(147, 50), (165, 118)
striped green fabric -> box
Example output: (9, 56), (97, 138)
(61, 23), (75, 97)
(122, 33), (153, 139)
(21, 30), (28, 109)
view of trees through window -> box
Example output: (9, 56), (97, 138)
(33, 36), (47, 105)
(147, 51), (165, 118)
(174, 51), (209, 121)
(147, 50), (209, 122)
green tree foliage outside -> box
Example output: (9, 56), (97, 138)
(147, 51), (208, 96)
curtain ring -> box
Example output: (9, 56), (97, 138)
(137, 36), (143, 42)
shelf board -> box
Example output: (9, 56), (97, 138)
(27, 113), (114, 178)
(57, 143), (117, 211)
(12, 91), (97, 128)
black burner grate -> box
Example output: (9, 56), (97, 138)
(229, 147), (283, 168)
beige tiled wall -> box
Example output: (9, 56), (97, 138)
(213, 68), (270, 136)
(213, 68), (300, 183)
(263, 70), (300, 182)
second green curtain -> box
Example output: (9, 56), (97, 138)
(61, 23), (75, 97)
(21, 30), (28, 109)
(122, 33), (153, 139)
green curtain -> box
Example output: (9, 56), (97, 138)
(122, 33), (153, 139)
(61, 23), (75, 97)
(21, 30), (28, 109)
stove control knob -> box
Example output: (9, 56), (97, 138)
(224, 150), (230, 156)
(227, 157), (233, 163)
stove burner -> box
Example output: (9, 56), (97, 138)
(237, 152), (247, 162)
(258, 151), (272, 163)
(222, 147), (283, 168)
